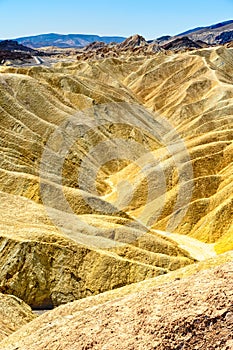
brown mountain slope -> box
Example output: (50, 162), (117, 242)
(1, 256), (233, 350)
(0, 293), (36, 342)
(158, 20), (233, 45)
(187, 20), (233, 44)
(161, 36), (203, 51)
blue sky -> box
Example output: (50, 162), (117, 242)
(1, 0), (233, 39)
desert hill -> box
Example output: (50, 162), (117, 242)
(161, 36), (204, 51)
(0, 40), (47, 66)
(1, 255), (233, 349)
(0, 32), (232, 332)
(0, 40), (38, 65)
(0, 40), (37, 53)
(0, 21), (232, 349)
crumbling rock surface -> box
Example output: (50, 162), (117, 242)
(1, 260), (233, 350)
(0, 293), (36, 342)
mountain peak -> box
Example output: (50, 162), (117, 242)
(118, 34), (148, 49)
(162, 36), (203, 51)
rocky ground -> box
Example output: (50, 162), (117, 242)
(0, 258), (233, 349)
(0, 293), (36, 342)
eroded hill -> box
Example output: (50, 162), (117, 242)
(0, 45), (232, 310)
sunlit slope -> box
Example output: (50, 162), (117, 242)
(122, 47), (233, 249)
(44, 48), (232, 249)
(0, 59), (198, 307)
(0, 44), (232, 301)
(0, 190), (194, 308)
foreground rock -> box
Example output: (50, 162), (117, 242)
(0, 232), (169, 309)
(1, 257), (233, 350)
(0, 293), (36, 342)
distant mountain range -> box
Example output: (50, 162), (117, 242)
(14, 33), (126, 48)
(1, 19), (232, 49)
(177, 19), (233, 36)
(157, 19), (233, 45)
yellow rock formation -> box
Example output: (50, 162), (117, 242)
(0, 46), (232, 308)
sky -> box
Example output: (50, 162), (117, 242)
(0, 0), (233, 40)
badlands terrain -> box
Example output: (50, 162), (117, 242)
(0, 27), (233, 349)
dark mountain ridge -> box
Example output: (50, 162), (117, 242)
(167, 19), (233, 45)
(177, 19), (233, 36)
(0, 40), (37, 53)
